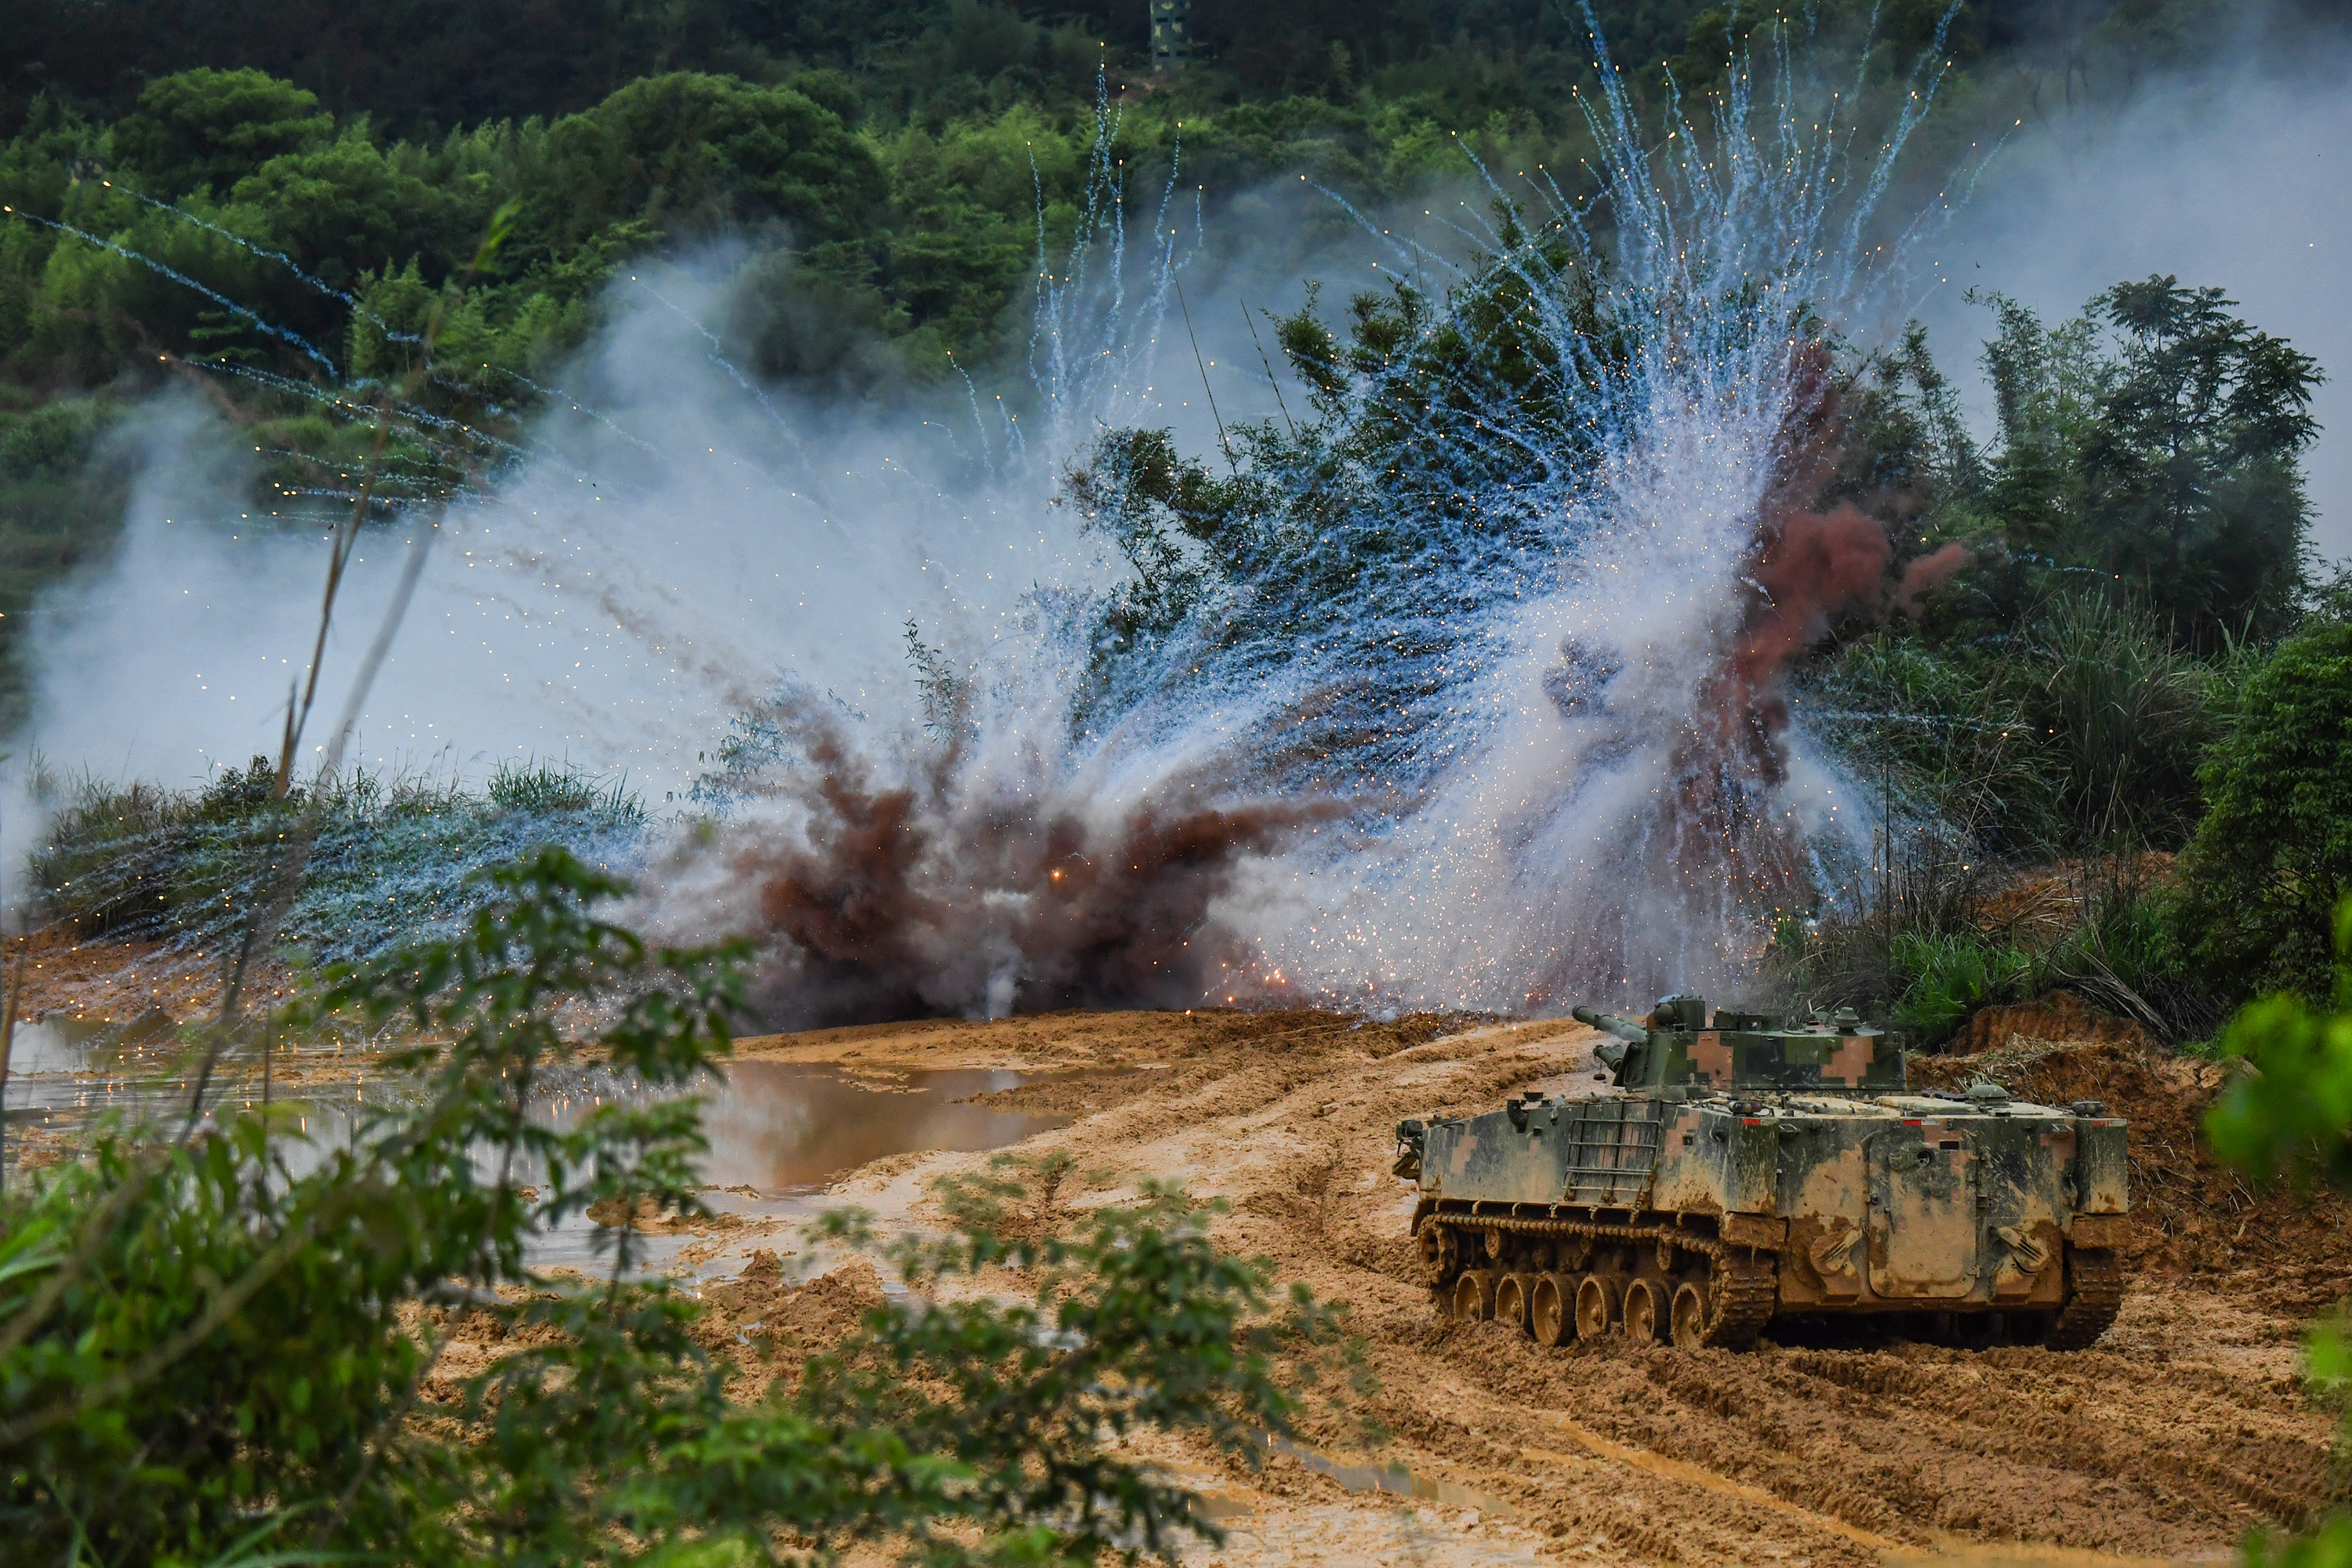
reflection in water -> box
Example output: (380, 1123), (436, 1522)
(8, 1013), (169, 1075)
(2, 1012), (367, 1129)
(528, 1062), (1069, 1194)
(696, 1064), (1068, 1192)
(521, 1062), (1073, 1275)
(5, 1044), (1068, 1276)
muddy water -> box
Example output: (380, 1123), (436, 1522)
(689, 1063), (1069, 1192)
(4, 1033), (1067, 1277)
(521, 1062), (1073, 1274)
(7, 1012), (180, 1074)
(1267, 1437), (1521, 1520)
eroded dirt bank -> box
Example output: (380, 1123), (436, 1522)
(689, 1010), (2347, 1566)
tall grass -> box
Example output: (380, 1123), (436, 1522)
(1785, 593), (2236, 1047)
(1807, 593), (2225, 861)
(2025, 594), (2217, 849)
(1768, 854), (2213, 1050)
(31, 756), (646, 968)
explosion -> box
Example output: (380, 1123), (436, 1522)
(662, 13), (1983, 1022)
(700, 691), (1338, 1025)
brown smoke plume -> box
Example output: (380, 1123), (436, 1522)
(703, 693), (1339, 1028)
(1896, 541), (1970, 614)
(1656, 368), (1969, 916)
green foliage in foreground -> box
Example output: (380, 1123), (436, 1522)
(2205, 901), (2352, 1194)
(0, 847), (1337, 1563)
(2205, 900), (2352, 1567)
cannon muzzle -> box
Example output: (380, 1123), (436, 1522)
(1572, 1005), (1649, 1044)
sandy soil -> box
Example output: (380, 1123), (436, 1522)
(686, 1009), (2344, 1568)
(24, 964), (2332, 1564)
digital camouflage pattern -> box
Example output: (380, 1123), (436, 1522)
(1394, 996), (2128, 1350)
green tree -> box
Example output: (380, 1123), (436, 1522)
(230, 125), (465, 292)
(111, 67), (336, 197)
(535, 73), (887, 256)
(2081, 275), (2322, 646)
(1974, 289), (2105, 554)
(2178, 614), (2352, 1004)
(1962, 280), (2321, 648)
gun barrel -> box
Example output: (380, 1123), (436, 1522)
(1572, 1005), (1649, 1044)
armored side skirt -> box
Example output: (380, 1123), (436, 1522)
(1410, 1199), (2122, 1351)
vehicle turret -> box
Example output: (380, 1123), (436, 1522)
(1570, 1006), (1649, 1042)
(1570, 1005), (1648, 1073)
(1573, 994), (1904, 1094)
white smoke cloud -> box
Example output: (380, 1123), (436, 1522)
(25, 266), (1093, 807)
(5, 192), (1395, 922)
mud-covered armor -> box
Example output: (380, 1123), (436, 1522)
(1395, 995), (2128, 1349)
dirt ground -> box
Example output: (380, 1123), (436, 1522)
(20, 960), (2339, 1565)
(689, 1008), (2347, 1568)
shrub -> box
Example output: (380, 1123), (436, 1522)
(1889, 930), (2035, 1044)
(2206, 898), (2352, 1567)
(2176, 615), (2352, 1005)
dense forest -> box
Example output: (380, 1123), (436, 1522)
(0, 0), (2332, 718)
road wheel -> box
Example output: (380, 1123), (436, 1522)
(1573, 1273), (1617, 1338)
(1416, 1218), (1461, 1287)
(1531, 1272), (1571, 1347)
(1454, 1269), (1500, 1321)
(1495, 1272), (1535, 1335)
(1624, 1278), (1665, 1343)
(1670, 1281), (1709, 1348)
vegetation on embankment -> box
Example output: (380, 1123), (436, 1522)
(31, 754), (646, 966)
(3, 0), (2347, 1043)
(1062, 203), (2332, 1039)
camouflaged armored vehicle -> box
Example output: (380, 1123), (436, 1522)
(1392, 995), (2127, 1350)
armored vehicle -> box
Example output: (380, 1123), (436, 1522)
(1393, 995), (2126, 1350)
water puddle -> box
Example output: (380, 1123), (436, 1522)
(523, 1062), (1074, 1274)
(1268, 1437), (1521, 1522)
(4, 1044), (1071, 1279)
(677, 1062), (1069, 1192)
(7, 1011), (183, 1074)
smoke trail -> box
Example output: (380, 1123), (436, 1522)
(0, 205), (343, 376)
